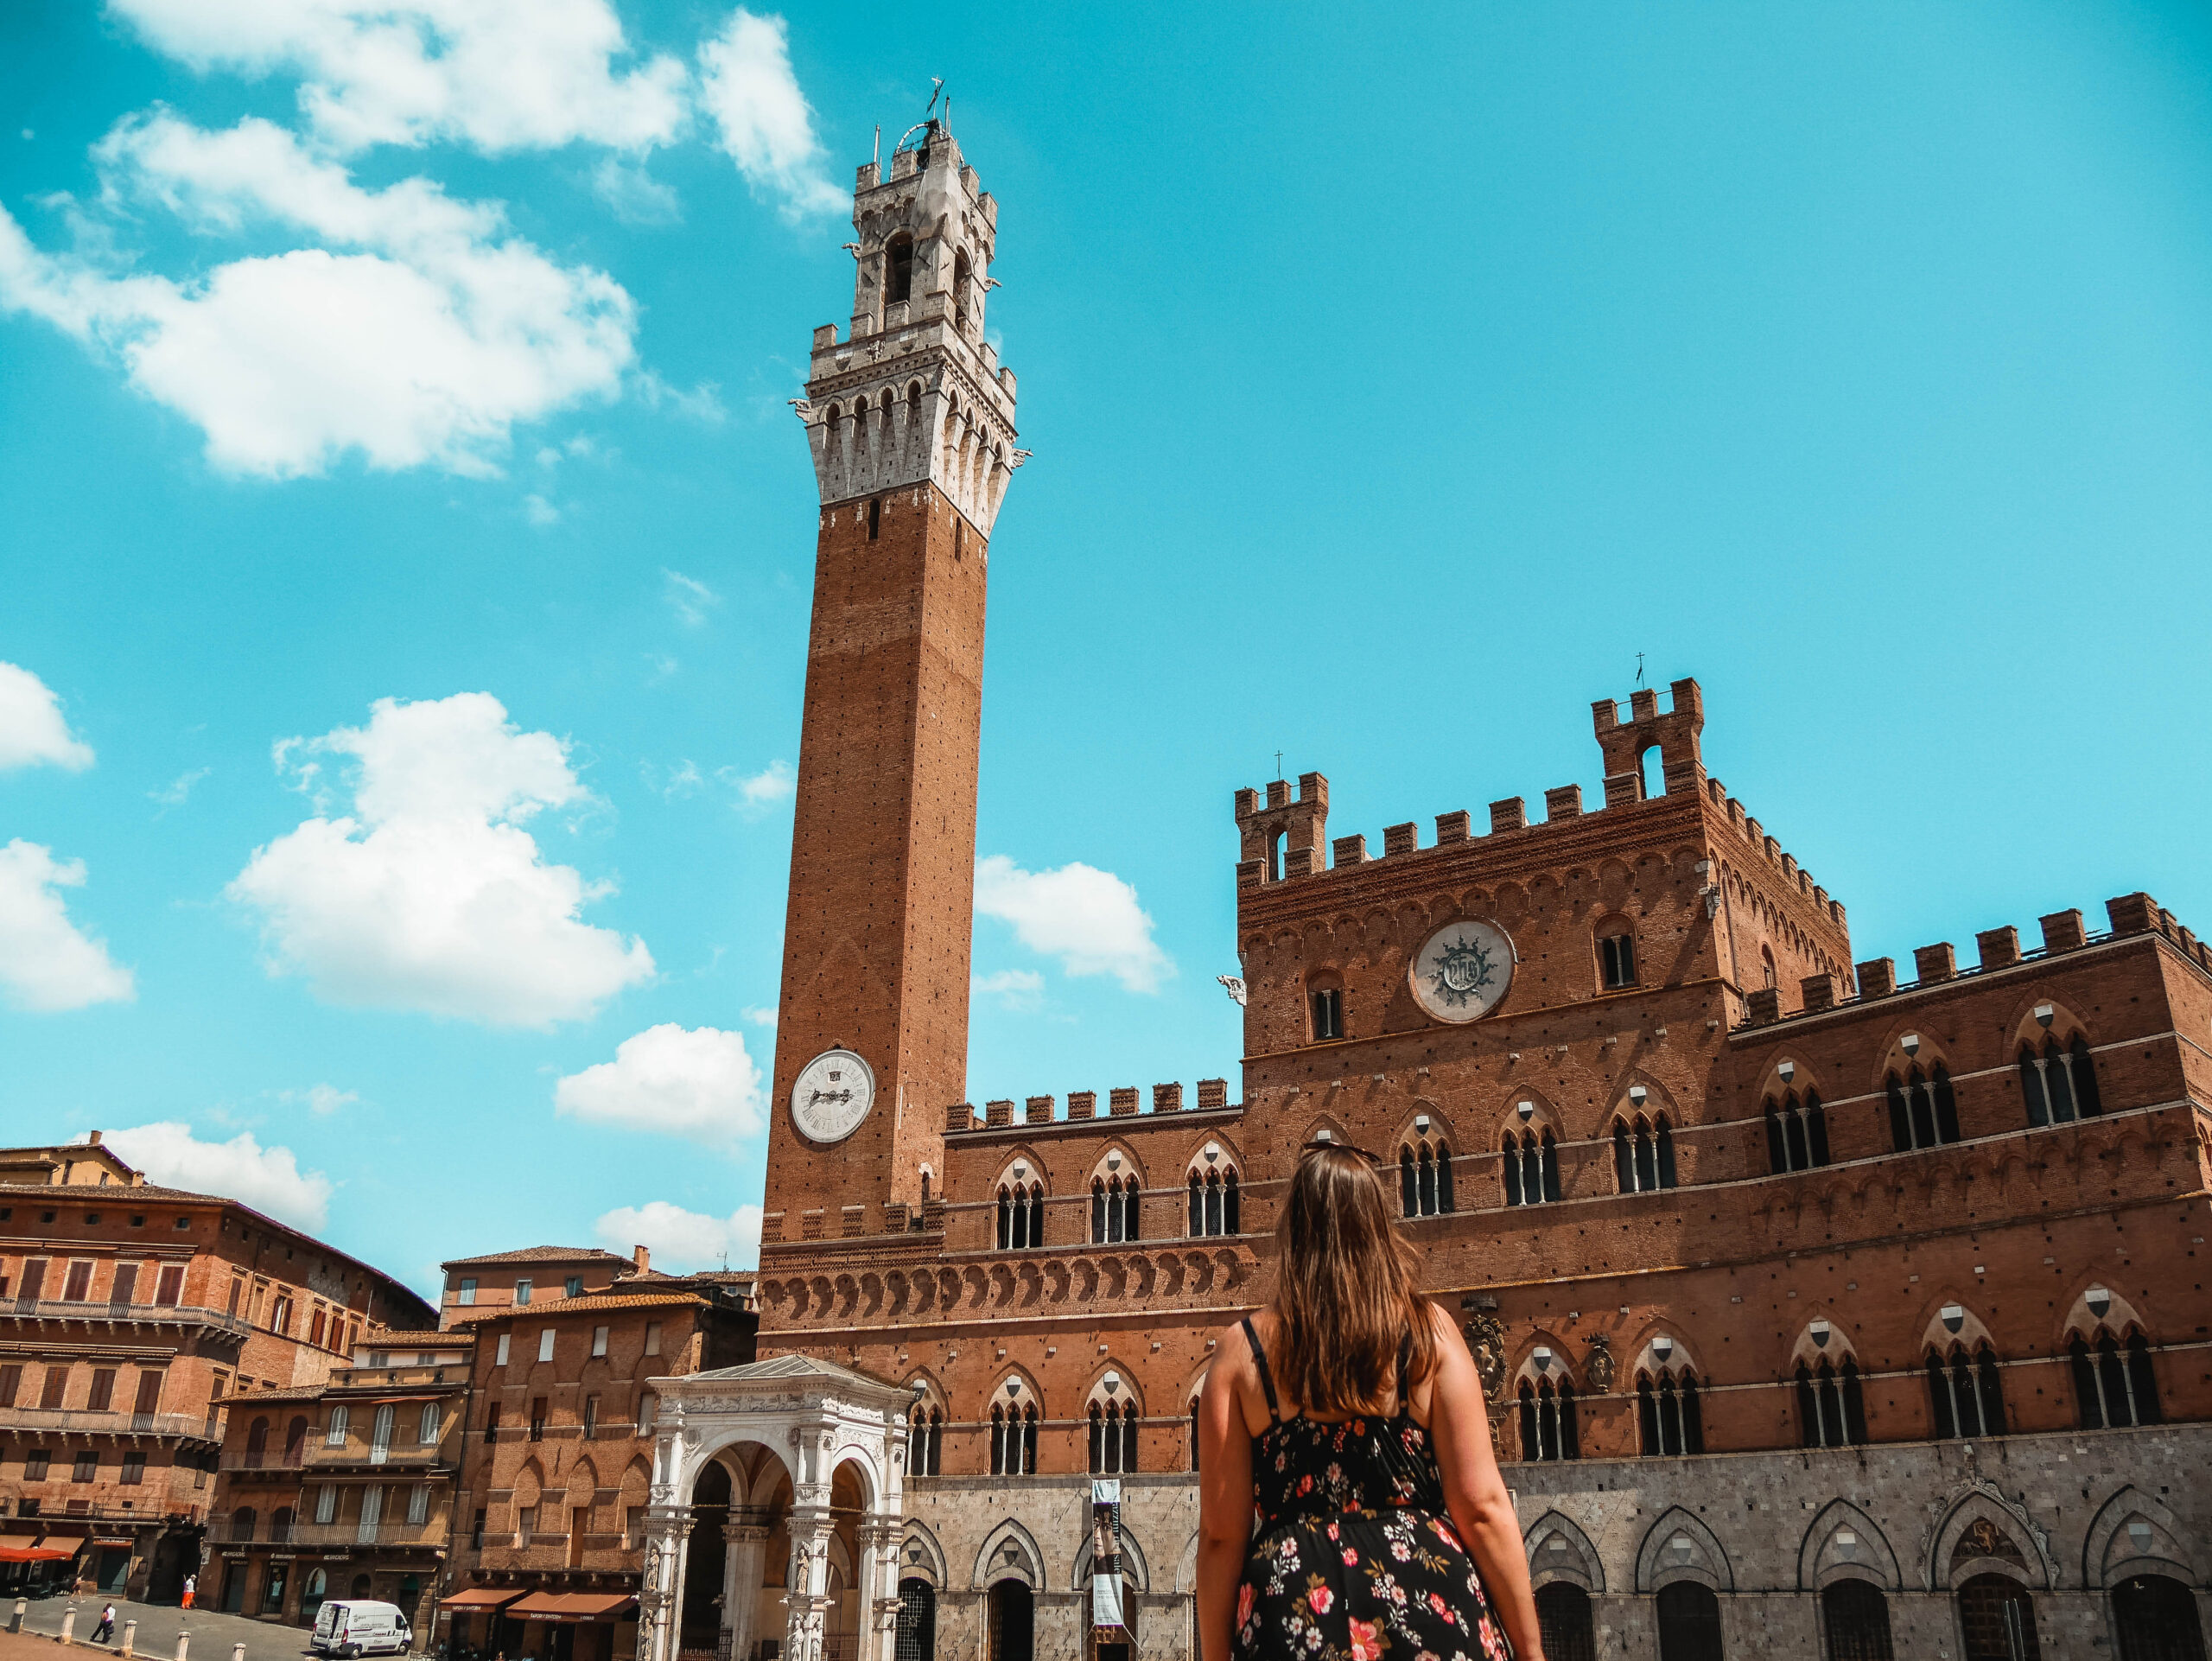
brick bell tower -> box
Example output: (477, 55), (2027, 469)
(763, 118), (1021, 1238)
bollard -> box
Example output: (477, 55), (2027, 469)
(10, 1598), (25, 1634)
(175, 1632), (189, 1661)
(60, 1604), (79, 1645)
(124, 1619), (138, 1657)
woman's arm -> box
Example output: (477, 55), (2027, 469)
(1422, 1301), (1545, 1661)
(1195, 1326), (1259, 1661)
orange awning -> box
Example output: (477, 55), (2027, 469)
(440, 1588), (523, 1612)
(511, 1594), (637, 1622)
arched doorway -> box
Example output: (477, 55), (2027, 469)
(2114, 1575), (2208, 1661)
(987, 1581), (1033, 1661)
(1821, 1581), (1895, 1661)
(1958, 1575), (2041, 1661)
(302, 1569), (327, 1626)
(893, 1579), (935, 1661)
(1656, 1581), (1723, 1661)
(683, 1462), (733, 1656)
(1535, 1583), (1595, 1661)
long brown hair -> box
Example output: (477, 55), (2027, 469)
(1272, 1143), (1436, 1416)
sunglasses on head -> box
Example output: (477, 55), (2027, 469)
(1299, 1137), (1387, 1166)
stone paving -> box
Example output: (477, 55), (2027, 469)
(3, 1596), (326, 1661)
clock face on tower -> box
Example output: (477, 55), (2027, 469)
(790, 1049), (875, 1143)
(1409, 919), (1516, 1023)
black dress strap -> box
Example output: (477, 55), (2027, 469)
(1241, 1316), (1281, 1421)
(1395, 1329), (1415, 1416)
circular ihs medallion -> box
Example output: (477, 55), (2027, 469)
(790, 1048), (875, 1143)
(1409, 920), (1515, 1023)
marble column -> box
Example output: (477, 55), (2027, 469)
(855, 1519), (902, 1661)
(782, 1505), (837, 1661)
(639, 1504), (696, 1661)
(722, 1524), (770, 1661)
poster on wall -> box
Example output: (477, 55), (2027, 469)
(1090, 1480), (1123, 1632)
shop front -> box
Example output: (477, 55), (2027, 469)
(511, 1589), (640, 1661)
(0, 1535), (79, 1599)
(440, 1586), (524, 1660)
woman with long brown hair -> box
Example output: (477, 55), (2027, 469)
(1196, 1142), (1544, 1661)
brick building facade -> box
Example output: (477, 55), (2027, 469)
(683, 112), (2212, 1661)
(0, 1136), (434, 1602)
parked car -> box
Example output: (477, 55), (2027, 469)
(312, 1600), (414, 1658)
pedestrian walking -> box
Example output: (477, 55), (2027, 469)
(1195, 1141), (1546, 1661)
(181, 1575), (195, 1610)
(92, 1604), (117, 1644)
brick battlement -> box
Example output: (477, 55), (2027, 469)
(1231, 678), (1848, 933)
(944, 1078), (1237, 1135)
(1735, 891), (2208, 1030)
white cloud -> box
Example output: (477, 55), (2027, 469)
(277, 1083), (358, 1117)
(108, 0), (690, 156)
(554, 1021), (763, 1143)
(0, 840), (135, 1012)
(722, 760), (793, 814)
(150, 765), (211, 809)
(0, 661), (95, 772)
(741, 1004), (776, 1028)
(594, 1199), (761, 1272)
(591, 155), (681, 225)
(227, 692), (653, 1028)
(0, 114), (637, 478)
(662, 568), (720, 626)
(972, 968), (1044, 1012)
(696, 10), (844, 219)
(524, 493), (559, 526)
(974, 854), (1173, 994)
(90, 1122), (332, 1229)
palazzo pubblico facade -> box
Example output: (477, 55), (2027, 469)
(631, 116), (2212, 1661)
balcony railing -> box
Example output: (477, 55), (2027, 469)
(3, 1298), (252, 1340)
(0, 1406), (219, 1441)
(219, 1449), (307, 1471)
(305, 1439), (446, 1467)
(283, 1521), (447, 1549)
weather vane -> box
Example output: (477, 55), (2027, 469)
(1274, 749), (1284, 780)
(1634, 652), (1646, 688)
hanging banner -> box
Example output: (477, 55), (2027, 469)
(1090, 1479), (1124, 1632)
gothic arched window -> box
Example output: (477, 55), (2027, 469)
(2020, 1034), (2103, 1127)
(1503, 1129), (1560, 1207)
(1796, 1359), (1868, 1448)
(1925, 1344), (2006, 1439)
(1188, 1167), (1239, 1237)
(1091, 1174), (1141, 1244)
(884, 234), (915, 308)
(1087, 1400), (1140, 1475)
(996, 1182), (1045, 1251)
(1614, 1117), (1676, 1193)
(1765, 1090), (1831, 1174)
(907, 1404), (942, 1476)
(1516, 1380), (1579, 1462)
(2071, 1331), (2161, 1429)
(1885, 1063), (1961, 1152)
(1399, 1137), (1455, 1218)
(1635, 1367), (1704, 1457)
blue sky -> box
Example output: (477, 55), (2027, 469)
(3, 2), (2209, 1295)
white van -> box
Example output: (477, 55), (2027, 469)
(312, 1600), (413, 1657)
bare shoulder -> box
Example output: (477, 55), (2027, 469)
(1206, 1315), (1260, 1389)
(1420, 1295), (1465, 1351)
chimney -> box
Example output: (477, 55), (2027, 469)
(632, 1245), (650, 1275)
(88, 1130), (103, 1146)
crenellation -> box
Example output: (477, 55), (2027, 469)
(1976, 926), (2021, 970)
(1913, 941), (1957, 983)
(1332, 833), (1368, 869)
(1023, 1094), (1053, 1124)
(1067, 1091), (1096, 1120)
(1382, 821), (1418, 856)
(1153, 1083), (1183, 1113)
(1490, 797), (1526, 832)
(1856, 958), (1897, 998)
(1109, 1086), (1139, 1117)
(1545, 784), (1583, 821)
(1435, 810), (1471, 844)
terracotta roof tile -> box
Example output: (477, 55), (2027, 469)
(438, 1245), (634, 1269)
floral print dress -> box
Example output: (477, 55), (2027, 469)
(1234, 1318), (1511, 1661)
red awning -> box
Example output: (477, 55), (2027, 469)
(510, 1594), (638, 1623)
(0, 1549), (76, 1563)
(439, 1589), (524, 1613)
